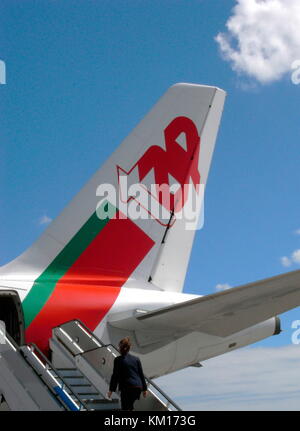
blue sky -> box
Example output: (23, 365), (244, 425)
(1, 0), (300, 409)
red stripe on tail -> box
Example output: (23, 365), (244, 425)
(26, 213), (154, 353)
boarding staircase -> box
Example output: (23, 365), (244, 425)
(0, 326), (86, 410)
(0, 319), (181, 411)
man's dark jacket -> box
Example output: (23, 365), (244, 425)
(109, 353), (147, 392)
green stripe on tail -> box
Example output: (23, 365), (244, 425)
(23, 201), (117, 327)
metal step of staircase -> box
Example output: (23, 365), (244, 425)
(55, 366), (119, 411)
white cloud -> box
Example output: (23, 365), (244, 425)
(281, 249), (300, 267)
(280, 256), (292, 267)
(294, 229), (300, 235)
(215, 0), (300, 84)
(156, 345), (300, 410)
(216, 283), (231, 291)
(38, 215), (52, 226)
(291, 249), (300, 264)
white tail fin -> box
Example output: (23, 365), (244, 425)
(0, 84), (225, 296)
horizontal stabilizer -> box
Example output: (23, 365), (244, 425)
(109, 270), (300, 340)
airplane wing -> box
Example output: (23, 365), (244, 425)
(109, 269), (300, 339)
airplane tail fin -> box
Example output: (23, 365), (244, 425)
(0, 84), (225, 298)
(147, 85), (226, 292)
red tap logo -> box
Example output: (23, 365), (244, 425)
(117, 116), (201, 223)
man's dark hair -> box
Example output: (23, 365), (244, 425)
(119, 337), (131, 355)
